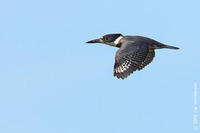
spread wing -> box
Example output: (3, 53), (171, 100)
(114, 41), (155, 79)
(138, 49), (155, 70)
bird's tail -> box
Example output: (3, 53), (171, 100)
(159, 43), (179, 50)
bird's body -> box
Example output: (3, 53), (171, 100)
(86, 33), (179, 79)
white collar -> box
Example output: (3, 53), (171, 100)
(114, 36), (123, 45)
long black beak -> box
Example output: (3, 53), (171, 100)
(86, 38), (101, 43)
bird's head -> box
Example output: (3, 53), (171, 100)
(86, 33), (123, 47)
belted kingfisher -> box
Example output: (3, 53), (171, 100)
(86, 33), (179, 79)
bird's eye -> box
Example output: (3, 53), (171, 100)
(103, 36), (108, 41)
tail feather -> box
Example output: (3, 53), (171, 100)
(160, 44), (179, 50)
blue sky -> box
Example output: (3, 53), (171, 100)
(0, 0), (200, 133)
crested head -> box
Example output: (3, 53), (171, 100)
(86, 33), (123, 47)
(101, 33), (122, 43)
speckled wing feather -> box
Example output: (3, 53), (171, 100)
(114, 42), (149, 79)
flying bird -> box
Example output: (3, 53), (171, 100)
(86, 33), (179, 79)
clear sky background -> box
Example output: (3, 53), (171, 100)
(0, 0), (200, 133)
